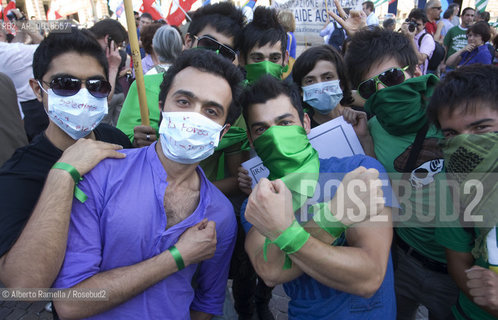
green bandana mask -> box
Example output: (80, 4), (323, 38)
(253, 125), (319, 211)
(245, 61), (289, 84)
(441, 132), (498, 265)
(364, 74), (439, 136)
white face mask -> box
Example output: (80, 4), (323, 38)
(159, 112), (225, 164)
(39, 83), (108, 140)
(302, 80), (343, 115)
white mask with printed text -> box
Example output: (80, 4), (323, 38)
(159, 112), (224, 164)
(41, 86), (108, 140)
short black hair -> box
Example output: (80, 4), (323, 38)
(33, 28), (108, 81)
(408, 8), (428, 24)
(443, 7), (454, 19)
(344, 28), (417, 88)
(240, 75), (304, 132)
(477, 11), (490, 22)
(363, 1), (374, 12)
(462, 7), (475, 17)
(467, 21), (491, 43)
(140, 22), (163, 55)
(427, 64), (498, 128)
(158, 49), (244, 125)
(292, 45), (353, 106)
(88, 19), (128, 44)
(383, 18), (396, 29)
(241, 7), (286, 62)
(187, 2), (245, 50)
(140, 13), (153, 21)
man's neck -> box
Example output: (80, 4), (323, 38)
(45, 122), (96, 151)
(155, 141), (200, 188)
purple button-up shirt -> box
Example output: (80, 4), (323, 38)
(54, 143), (237, 319)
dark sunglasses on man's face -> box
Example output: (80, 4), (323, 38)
(41, 76), (112, 98)
(357, 66), (409, 100)
(194, 35), (237, 62)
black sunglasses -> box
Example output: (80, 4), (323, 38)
(357, 66), (409, 100)
(41, 76), (112, 98)
(194, 35), (237, 62)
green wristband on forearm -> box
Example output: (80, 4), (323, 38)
(312, 202), (348, 239)
(51, 162), (88, 203)
(169, 246), (185, 271)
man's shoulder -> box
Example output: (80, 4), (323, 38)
(0, 134), (59, 179)
(94, 123), (133, 148)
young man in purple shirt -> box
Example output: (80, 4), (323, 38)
(53, 50), (243, 319)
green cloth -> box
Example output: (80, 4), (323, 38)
(441, 132), (498, 263)
(116, 73), (164, 142)
(254, 125), (320, 211)
(436, 135), (498, 320)
(366, 74), (451, 263)
(444, 25), (468, 60)
(365, 74), (439, 136)
(244, 61), (288, 84)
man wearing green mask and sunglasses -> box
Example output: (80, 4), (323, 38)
(345, 27), (459, 319)
(239, 75), (397, 319)
(240, 7), (289, 84)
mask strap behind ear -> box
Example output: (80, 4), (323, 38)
(37, 80), (49, 94)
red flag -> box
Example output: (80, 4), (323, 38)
(166, 0), (196, 26)
(141, 0), (164, 20)
(3, 0), (16, 18)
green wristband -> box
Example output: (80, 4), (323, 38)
(273, 220), (310, 255)
(169, 246), (185, 271)
(312, 202), (348, 239)
(51, 162), (88, 203)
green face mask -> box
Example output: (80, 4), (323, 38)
(253, 125), (319, 210)
(364, 74), (439, 135)
(441, 132), (498, 263)
(245, 61), (289, 84)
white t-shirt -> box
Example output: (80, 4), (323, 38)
(0, 42), (38, 102)
(366, 12), (379, 26)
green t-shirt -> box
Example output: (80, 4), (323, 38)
(369, 116), (451, 262)
(116, 73), (164, 142)
(444, 25), (468, 59)
(437, 225), (497, 320)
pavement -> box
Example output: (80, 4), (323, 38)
(0, 281), (289, 320)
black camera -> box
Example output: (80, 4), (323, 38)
(406, 19), (418, 32)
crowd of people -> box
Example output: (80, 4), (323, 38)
(0, 1), (498, 320)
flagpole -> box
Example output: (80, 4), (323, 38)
(123, 0), (150, 126)
(171, 0), (193, 22)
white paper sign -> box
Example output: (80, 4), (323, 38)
(242, 116), (364, 188)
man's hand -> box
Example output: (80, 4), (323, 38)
(400, 21), (416, 39)
(329, 166), (384, 226)
(245, 178), (295, 240)
(327, 0), (367, 37)
(175, 219), (217, 266)
(466, 266), (498, 311)
(342, 108), (369, 139)
(133, 125), (157, 147)
(237, 166), (253, 195)
(106, 40), (122, 72)
(57, 139), (126, 176)
(462, 43), (477, 53)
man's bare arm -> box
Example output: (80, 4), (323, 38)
(0, 140), (125, 288)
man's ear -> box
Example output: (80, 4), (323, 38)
(303, 113), (311, 135)
(220, 123), (231, 140)
(29, 78), (43, 103)
(414, 65), (423, 77)
(283, 50), (290, 67)
(185, 33), (193, 49)
(158, 100), (164, 112)
(247, 130), (254, 149)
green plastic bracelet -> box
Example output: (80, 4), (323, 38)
(51, 162), (88, 203)
(311, 202), (348, 239)
(169, 246), (185, 271)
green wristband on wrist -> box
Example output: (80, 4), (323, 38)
(51, 162), (88, 203)
(169, 246), (185, 271)
(263, 220), (310, 270)
(312, 202), (348, 239)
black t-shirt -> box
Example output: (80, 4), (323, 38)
(0, 124), (132, 257)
